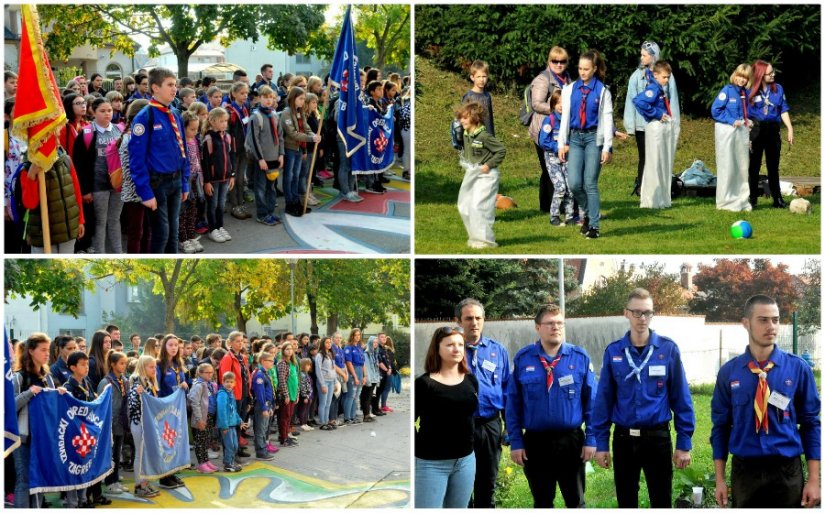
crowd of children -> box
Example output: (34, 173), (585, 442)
(7, 326), (400, 506)
(4, 63), (412, 254)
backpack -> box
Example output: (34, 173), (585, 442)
(518, 70), (553, 126)
(671, 175), (685, 198)
(83, 123), (126, 191)
(207, 381), (217, 416)
(450, 118), (464, 150)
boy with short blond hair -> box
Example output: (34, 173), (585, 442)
(462, 60), (495, 136)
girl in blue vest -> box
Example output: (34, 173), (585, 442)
(224, 82), (252, 220)
(157, 335), (188, 489)
(539, 89), (578, 226)
(711, 63), (753, 212)
(127, 355), (161, 498)
(747, 60), (793, 208)
(558, 49), (614, 239)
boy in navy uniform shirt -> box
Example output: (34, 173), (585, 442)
(711, 295), (820, 508)
(456, 298), (510, 508)
(251, 353), (276, 461)
(506, 304), (596, 508)
(593, 288), (694, 508)
(127, 67), (191, 253)
(632, 60), (678, 209)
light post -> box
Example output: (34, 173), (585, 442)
(287, 259), (298, 334)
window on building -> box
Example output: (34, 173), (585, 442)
(105, 62), (122, 80)
(127, 285), (141, 303)
(295, 53), (311, 65)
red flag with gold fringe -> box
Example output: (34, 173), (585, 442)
(11, 4), (66, 171)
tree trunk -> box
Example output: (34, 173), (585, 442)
(307, 292), (318, 335)
(326, 313), (338, 336)
(234, 290), (246, 334)
(175, 44), (197, 80)
(164, 282), (176, 334)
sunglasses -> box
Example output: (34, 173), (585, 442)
(642, 41), (656, 52)
(550, 60), (567, 65)
(436, 326), (464, 337)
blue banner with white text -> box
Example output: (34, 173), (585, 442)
(136, 388), (191, 481)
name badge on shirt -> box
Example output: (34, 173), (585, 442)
(558, 374), (574, 387)
(768, 391), (791, 411)
(242, 116), (250, 125)
(649, 365), (666, 377)
(481, 360), (496, 372)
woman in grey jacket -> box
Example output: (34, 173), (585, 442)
(623, 41), (680, 196)
(360, 336), (382, 422)
(314, 337), (338, 430)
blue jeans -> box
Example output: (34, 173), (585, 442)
(149, 172), (183, 253)
(415, 453), (476, 508)
(317, 379), (335, 424)
(300, 153), (311, 196)
(221, 427), (238, 466)
(253, 164), (278, 219)
(253, 407), (271, 455)
(283, 149), (304, 205)
(337, 139), (356, 195)
(380, 378), (392, 407)
(343, 367), (364, 421)
(566, 130), (602, 229)
(14, 441), (42, 507)
(206, 180), (229, 231)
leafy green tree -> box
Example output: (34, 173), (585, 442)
(568, 263), (688, 317)
(353, 5), (410, 71)
(4, 259), (90, 317)
(794, 259), (820, 334)
(38, 5), (326, 78)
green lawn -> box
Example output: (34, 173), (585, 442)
(414, 57), (821, 254)
(495, 372), (821, 508)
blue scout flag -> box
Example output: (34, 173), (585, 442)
(329, 5), (395, 175)
(4, 331), (21, 457)
(28, 386), (113, 493)
(136, 388), (191, 480)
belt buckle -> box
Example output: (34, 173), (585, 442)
(629, 429), (641, 437)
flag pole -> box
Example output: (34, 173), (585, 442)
(36, 166), (52, 253)
(303, 79), (330, 215)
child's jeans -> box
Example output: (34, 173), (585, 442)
(253, 161), (279, 220)
(221, 427), (238, 467)
(206, 180), (229, 231)
(544, 153), (575, 220)
(457, 163), (499, 245)
(283, 149), (304, 205)
(253, 407), (271, 456)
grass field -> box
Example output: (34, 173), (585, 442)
(495, 372), (820, 508)
(414, 57), (821, 254)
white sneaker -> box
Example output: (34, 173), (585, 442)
(182, 240), (197, 254)
(307, 193), (321, 206)
(209, 229), (226, 243)
(191, 239), (205, 252)
(218, 227), (232, 241)
(300, 424), (314, 431)
(108, 482), (128, 494)
(344, 191), (364, 203)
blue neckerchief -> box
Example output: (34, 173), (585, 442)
(466, 343), (479, 369)
(551, 70), (570, 87)
(624, 345), (654, 382)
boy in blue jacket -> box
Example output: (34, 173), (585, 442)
(252, 354), (277, 460)
(217, 371), (248, 472)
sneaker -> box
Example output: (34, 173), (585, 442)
(564, 216), (576, 226)
(585, 227), (601, 239)
(580, 218), (590, 236)
(320, 424), (333, 431)
(231, 206), (246, 220)
(266, 443), (280, 454)
(344, 191), (364, 203)
(197, 462), (216, 473)
(107, 482), (127, 494)
(206, 461), (220, 471)
(232, 463), (243, 472)
(195, 225), (209, 235)
(158, 476), (179, 489)
(363, 185), (382, 194)
(468, 240), (498, 249)
(192, 238), (205, 252)
(223, 464), (240, 473)
(255, 453), (275, 461)
(135, 486), (159, 498)
(285, 203), (304, 217)
(550, 216), (561, 226)
(218, 227), (232, 241)
(290, 430), (301, 436)
(208, 229), (226, 243)
(374, 410), (386, 416)
(382, 406), (393, 412)
(182, 239), (198, 253)
(300, 424), (314, 431)
(207, 449), (220, 459)
(306, 193), (321, 207)
(363, 416), (376, 422)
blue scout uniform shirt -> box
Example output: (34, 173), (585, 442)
(505, 341), (597, 451)
(633, 81), (670, 123)
(159, 362), (187, 398)
(710, 345), (821, 461)
(538, 111), (562, 154)
(569, 78), (605, 130)
(334, 345), (346, 370)
(251, 368), (275, 411)
(344, 345), (365, 366)
(127, 100), (191, 202)
(466, 335), (510, 419)
(50, 358), (71, 385)
(593, 330), (695, 452)
(711, 84), (749, 125)
(749, 83), (790, 123)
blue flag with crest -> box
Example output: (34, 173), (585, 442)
(4, 331), (20, 458)
(136, 388), (191, 480)
(329, 5), (395, 175)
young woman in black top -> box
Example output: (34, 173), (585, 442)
(415, 326), (478, 508)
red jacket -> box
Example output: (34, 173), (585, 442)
(219, 350), (243, 400)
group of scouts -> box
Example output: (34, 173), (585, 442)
(415, 291), (820, 509)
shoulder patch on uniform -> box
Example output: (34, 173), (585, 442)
(543, 124), (552, 133)
(284, 119), (292, 125)
(645, 90), (654, 98)
(132, 123), (145, 136)
(256, 377), (264, 384)
(718, 92), (726, 101)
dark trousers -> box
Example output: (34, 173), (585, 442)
(360, 383), (376, 416)
(535, 142), (554, 212)
(748, 120), (782, 204)
(277, 398), (295, 442)
(612, 428), (673, 508)
(105, 434), (124, 485)
(74, 201), (95, 252)
(329, 387), (341, 421)
(148, 172), (182, 254)
(523, 429), (586, 508)
(5, 219), (29, 254)
(635, 130), (646, 183)
(731, 455), (803, 508)
(124, 202), (151, 253)
(468, 415), (502, 508)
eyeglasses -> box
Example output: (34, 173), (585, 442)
(73, 101), (87, 106)
(626, 309), (655, 319)
(539, 321), (565, 328)
(436, 326), (464, 337)
(550, 60), (567, 65)
(766, 71), (776, 76)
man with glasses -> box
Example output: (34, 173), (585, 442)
(592, 287), (694, 508)
(455, 298), (510, 508)
(505, 304), (596, 507)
